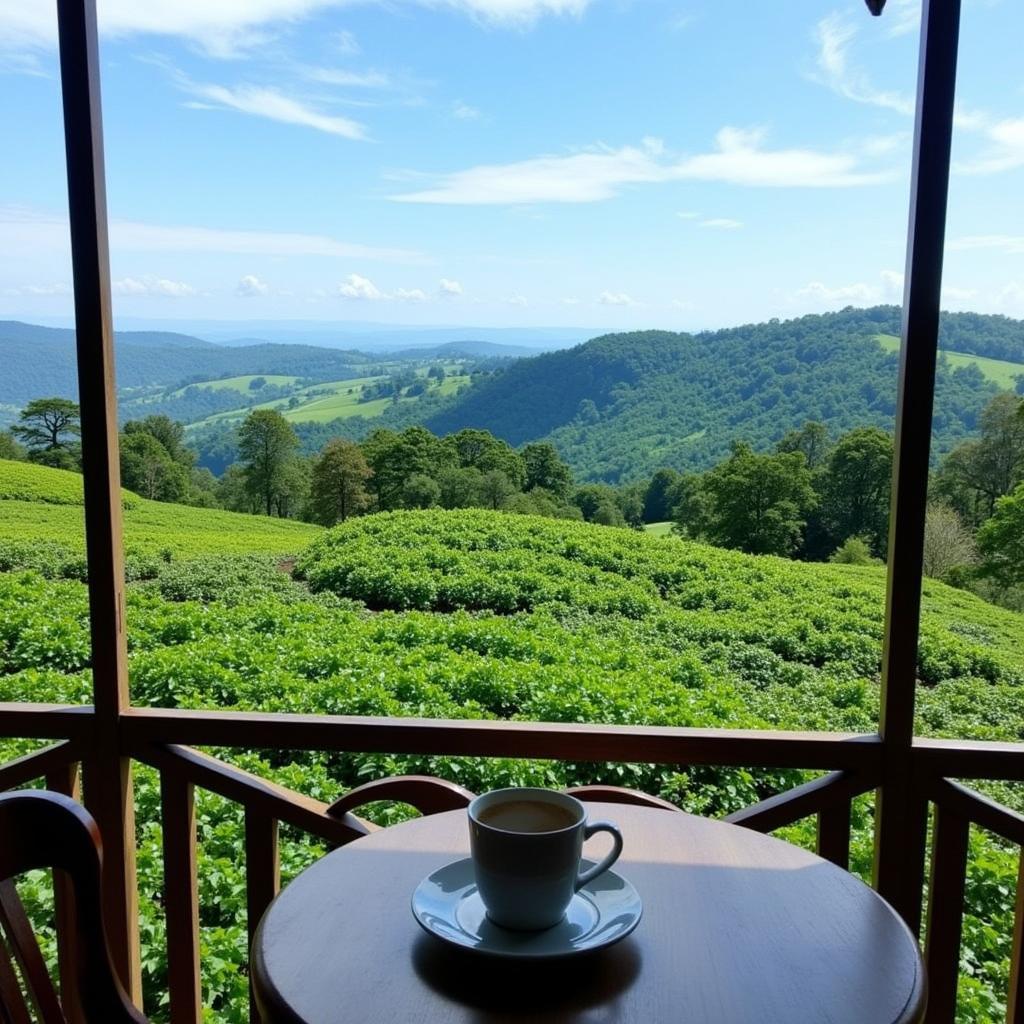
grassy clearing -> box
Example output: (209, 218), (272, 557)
(644, 521), (675, 537)
(171, 374), (300, 397)
(0, 460), (319, 557)
(876, 333), (1024, 389)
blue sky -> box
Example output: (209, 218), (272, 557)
(1, 0), (1023, 331)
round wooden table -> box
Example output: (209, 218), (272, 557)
(251, 803), (926, 1024)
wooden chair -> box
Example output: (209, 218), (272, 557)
(326, 775), (477, 826)
(0, 790), (148, 1024)
(566, 785), (681, 812)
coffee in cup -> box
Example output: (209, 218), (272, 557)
(468, 787), (623, 931)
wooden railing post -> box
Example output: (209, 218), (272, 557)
(874, 0), (962, 936)
(245, 811), (280, 1024)
(1008, 855), (1024, 1023)
(56, 0), (140, 999)
(923, 803), (970, 1022)
(160, 775), (202, 1024)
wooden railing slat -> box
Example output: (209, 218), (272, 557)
(0, 743), (80, 793)
(1007, 854), (1024, 1024)
(724, 771), (874, 835)
(160, 774), (201, 1024)
(924, 803), (970, 1022)
(245, 811), (279, 1024)
(816, 801), (851, 869)
(46, 762), (85, 1024)
(136, 744), (368, 846)
(931, 779), (1024, 847)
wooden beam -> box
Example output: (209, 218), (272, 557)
(874, 0), (962, 935)
(122, 708), (884, 770)
(55, 0), (140, 999)
(245, 811), (279, 1024)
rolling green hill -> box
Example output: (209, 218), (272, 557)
(876, 332), (1024, 388)
(424, 307), (1002, 482)
(0, 459), (319, 558)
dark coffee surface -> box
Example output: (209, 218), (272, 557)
(477, 799), (579, 833)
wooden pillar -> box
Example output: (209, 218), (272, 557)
(874, 0), (962, 935)
(55, 0), (141, 1000)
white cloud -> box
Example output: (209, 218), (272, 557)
(1, 282), (71, 296)
(700, 218), (743, 229)
(303, 67), (390, 88)
(394, 287), (428, 302)
(0, 205), (423, 263)
(338, 273), (384, 299)
(809, 11), (1023, 177)
(0, 0), (587, 60)
(676, 211), (700, 220)
(811, 13), (915, 116)
(956, 118), (1024, 175)
(439, 278), (464, 295)
(599, 291), (637, 306)
(561, 296), (581, 305)
(334, 30), (360, 55)
(452, 101), (482, 120)
(113, 276), (195, 297)
(883, 0), (921, 38)
(390, 129), (888, 205)
(796, 269), (903, 307)
(505, 294), (528, 306)
(949, 235), (1024, 255)
(184, 82), (367, 139)
(237, 274), (270, 296)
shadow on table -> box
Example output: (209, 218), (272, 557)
(412, 932), (642, 1017)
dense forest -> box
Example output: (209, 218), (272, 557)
(426, 307), (1009, 480)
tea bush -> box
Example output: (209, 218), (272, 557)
(4, 506), (1024, 1020)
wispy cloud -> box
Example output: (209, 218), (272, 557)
(184, 81), (367, 139)
(439, 278), (464, 295)
(0, 0), (588, 63)
(237, 274), (270, 296)
(338, 274), (385, 299)
(113, 276), (196, 298)
(948, 234), (1024, 255)
(389, 129), (890, 205)
(303, 66), (391, 88)
(0, 205), (424, 263)
(452, 100), (482, 120)
(599, 291), (637, 306)
(809, 11), (1024, 176)
(700, 218), (743, 229)
(810, 13), (914, 116)
(795, 270), (904, 307)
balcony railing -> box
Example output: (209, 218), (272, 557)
(5, 0), (1018, 1021)
(3, 711), (1024, 1022)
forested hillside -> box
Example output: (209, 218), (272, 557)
(426, 307), (1009, 481)
(0, 321), (373, 409)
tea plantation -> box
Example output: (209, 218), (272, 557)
(1, 463), (1022, 1021)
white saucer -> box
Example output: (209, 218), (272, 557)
(411, 858), (642, 959)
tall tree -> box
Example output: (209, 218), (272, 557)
(643, 468), (682, 523)
(237, 409), (299, 516)
(935, 393), (1024, 525)
(362, 427), (442, 510)
(443, 429), (525, 488)
(310, 440), (373, 526)
(775, 422), (831, 470)
(819, 427), (893, 555)
(119, 431), (188, 502)
(12, 398), (80, 452)
(123, 415), (192, 468)
(521, 442), (573, 498)
(479, 470), (514, 510)
(0, 431), (26, 461)
(922, 502), (976, 579)
(701, 443), (816, 556)
(977, 483), (1024, 589)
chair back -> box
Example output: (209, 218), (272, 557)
(0, 791), (148, 1024)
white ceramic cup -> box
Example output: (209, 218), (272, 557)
(467, 787), (624, 931)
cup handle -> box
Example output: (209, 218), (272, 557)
(575, 820), (624, 891)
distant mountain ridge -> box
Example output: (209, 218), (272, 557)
(0, 320), (214, 349)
